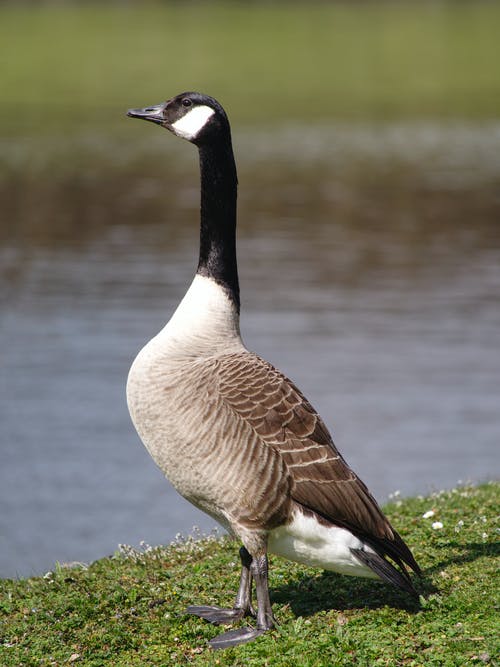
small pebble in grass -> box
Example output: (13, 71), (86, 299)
(422, 510), (435, 519)
(432, 521), (444, 530)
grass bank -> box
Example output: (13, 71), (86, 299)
(1, 1), (500, 136)
(0, 483), (498, 666)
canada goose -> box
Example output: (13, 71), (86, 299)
(126, 92), (421, 649)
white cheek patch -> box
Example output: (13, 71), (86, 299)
(171, 105), (216, 140)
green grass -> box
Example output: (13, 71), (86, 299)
(1, 483), (498, 666)
(1, 1), (500, 137)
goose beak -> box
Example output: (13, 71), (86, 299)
(126, 102), (166, 125)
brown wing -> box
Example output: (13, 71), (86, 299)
(216, 350), (394, 542)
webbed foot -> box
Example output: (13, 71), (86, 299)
(187, 549), (274, 650)
(209, 626), (266, 649)
(186, 605), (247, 625)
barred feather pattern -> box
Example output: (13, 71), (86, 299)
(214, 352), (392, 536)
(128, 311), (418, 573)
(213, 351), (420, 575)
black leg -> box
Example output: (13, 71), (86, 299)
(186, 546), (255, 625)
(234, 546), (256, 616)
(251, 553), (275, 632)
(208, 553), (275, 650)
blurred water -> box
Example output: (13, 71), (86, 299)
(1, 124), (499, 578)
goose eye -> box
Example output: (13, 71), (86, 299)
(182, 98), (192, 108)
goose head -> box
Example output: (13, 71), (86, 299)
(127, 91), (230, 146)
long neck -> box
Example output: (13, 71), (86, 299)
(197, 137), (239, 311)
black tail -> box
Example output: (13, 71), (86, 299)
(350, 547), (419, 598)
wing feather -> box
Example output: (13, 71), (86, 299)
(216, 350), (420, 575)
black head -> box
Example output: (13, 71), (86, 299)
(126, 92), (230, 146)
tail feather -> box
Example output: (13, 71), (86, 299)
(377, 529), (422, 577)
(350, 548), (418, 598)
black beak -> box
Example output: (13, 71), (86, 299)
(126, 102), (166, 125)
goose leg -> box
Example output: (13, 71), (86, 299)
(209, 553), (275, 650)
(186, 546), (255, 625)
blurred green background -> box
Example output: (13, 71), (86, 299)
(2, 0), (500, 136)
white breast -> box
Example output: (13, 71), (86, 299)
(132, 274), (244, 362)
(126, 274), (245, 483)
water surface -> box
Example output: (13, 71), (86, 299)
(1, 124), (499, 578)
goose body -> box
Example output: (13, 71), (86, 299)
(126, 93), (420, 648)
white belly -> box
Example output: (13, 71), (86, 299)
(268, 510), (380, 579)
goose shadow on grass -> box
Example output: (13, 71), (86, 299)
(269, 571), (423, 618)
(269, 539), (497, 618)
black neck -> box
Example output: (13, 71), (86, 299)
(196, 137), (240, 311)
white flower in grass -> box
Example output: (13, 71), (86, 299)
(422, 510), (435, 519)
(432, 521), (444, 530)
